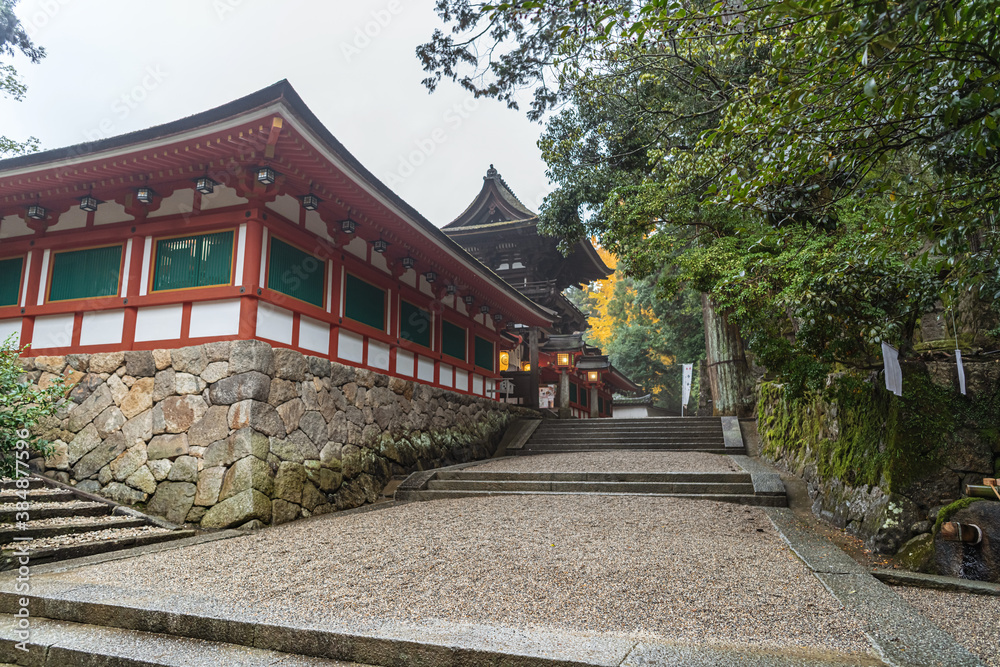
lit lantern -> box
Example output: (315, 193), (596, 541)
(301, 194), (320, 210)
(372, 238), (389, 253)
(340, 218), (357, 234)
(587, 370), (601, 383)
(521, 362), (531, 372)
(27, 204), (46, 220)
(556, 353), (572, 367)
(499, 351), (510, 371)
(256, 166), (277, 185)
(424, 271), (437, 283)
(195, 177), (216, 194)
(79, 195), (99, 212)
(136, 187), (154, 204)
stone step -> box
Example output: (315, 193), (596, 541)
(0, 529), (197, 571)
(533, 425), (724, 433)
(518, 446), (741, 454)
(0, 489), (77, 504)
(0, 478), (47, 490)
(403, 488), (786, 507)
(437, 470), (750, 483)
(0, 613), (361, 666)
(0, 516), (147, 544)
(0, 501), (109, 523)
(426, 480), (757, 494)
(527, 436), (725, 444)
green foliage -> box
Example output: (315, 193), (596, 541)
(420, 0), (1000, 389)
(0, 0), (45, 157)
(0, 335), (65, 478)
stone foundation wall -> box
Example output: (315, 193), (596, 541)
(758, 360), (1000, 555)
(24, 341), (534, 528)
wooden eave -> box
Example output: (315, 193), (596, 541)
(0, 80), (553, 328)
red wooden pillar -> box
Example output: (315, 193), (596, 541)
(121, 232), (146, 349)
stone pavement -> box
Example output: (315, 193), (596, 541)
(0, 451), (989, 666)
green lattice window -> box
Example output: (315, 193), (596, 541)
(474, 335), (494, 372)
(580, 385), (588, 407)
(442, 320), (466, 361)
(0, 257), (23, 307)
(49, 246), (122, 302)
(400, 300), (431, 348)
(268, 237), (324, 307)
(569, 382), (578, 404)
(344, 273), (385, 330)
(599, 396), (605, 415)
(153, 230), (233, 292)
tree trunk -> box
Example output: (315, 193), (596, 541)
(701, 293), (755, 417)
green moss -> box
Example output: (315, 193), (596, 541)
(759, 363), (1000, 495)
(932, 497), (985, 535)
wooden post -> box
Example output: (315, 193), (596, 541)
(701, 293), (755, 417)
(557, 371), (570, 419)
(528, 326), (540, 409)
(589, 386), (599, 419)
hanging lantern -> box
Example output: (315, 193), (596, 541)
(301, 194), (320, 210)
(79, 195), (99, 212)
(256, 166), (277, 185)
(195, 177), (216, 195)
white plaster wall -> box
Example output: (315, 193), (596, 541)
(134, 305), (183, 343)
(417, 355), (435, 383)
(395, 349), (414, 376)
(338, 329), (364, 364)
(49, 207), (87, 233)
(31, 314), (74, 349)
(455, 368), (469, 392)
(256, 302), (294, 345)
(149, 189), (195, 219)
(472, 374), (484, 396)
(199, 185), (248, 211)
(368, 339), (390, 370)
(299, 315), (330, 355)
(80, 310), (125, 346)
(266, 194), (301, 223)
(93, 200), (132, 226)
(189, 300), (241, 339)
(439, 363), (453, 388)
(0, 215), (31, 239)
(0, 319), (21, 345)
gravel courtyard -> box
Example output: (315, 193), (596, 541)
(42, 493), (876, 660)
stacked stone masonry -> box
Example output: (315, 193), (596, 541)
(24, 341), (534, 528)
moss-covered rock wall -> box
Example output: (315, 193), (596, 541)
(758, 359), (1000, 554)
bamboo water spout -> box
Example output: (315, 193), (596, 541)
(940, 522), (983, 545)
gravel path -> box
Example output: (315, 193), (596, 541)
(895, 587), (1000, 666)
(9, 515), (134, 529)
(472, 451), (740, 473)
(46, 495), (873, 658)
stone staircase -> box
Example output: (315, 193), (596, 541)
(516, 416), (739, 455)
(0, 476), (195, 570)
(397, 417), (786, 507)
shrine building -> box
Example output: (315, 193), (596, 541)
(0, 81), (554, 400)
(444, 166), (640, 417)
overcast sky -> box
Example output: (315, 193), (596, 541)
(1, 0), (550, 225)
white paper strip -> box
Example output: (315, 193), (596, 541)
(681, 363), (693, 408)
(881, 342), (902, 397)
(955, 349), (966, 395)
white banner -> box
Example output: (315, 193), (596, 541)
(681, 363), (693, 408)
(881, 342), (902, 397)
(956, 349), (966, 395)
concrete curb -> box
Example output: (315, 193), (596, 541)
(720, 416), (744, 449)
(765, 507), (985, 667)
(0, 582), (885, 667)
(730, 455), (787, 502)
(871, 569), (1000, 597)
(495, 418), (542, 456)
(33, 473), (183, 531)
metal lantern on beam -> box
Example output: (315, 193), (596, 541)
(256, 166), (277, 185)
(340, 218), (357, 234)
(556, 353), (572, 368)
(480, 305), (490, 315)
(424, 271), (437, 283)
(27, 204), (46, 220)
(372, 238), (389, 254)
(446, 284), (457, 295)
(136, 187), (155, 204)
(587, 370), (601, 383)
(401, 256), (415, 270)
(493, 313), (503, 322)
(79, 195), (100, 212)
(301, 194), (320, 210)
(463, 295), (475, 305)
(195, 177), (217, 195)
